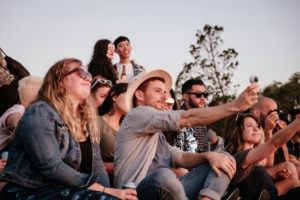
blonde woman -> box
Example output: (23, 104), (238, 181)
(224, 113), (300, 200)
(0, 59), (137, 200)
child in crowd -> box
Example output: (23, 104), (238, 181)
(0, 75), (43, 170)
(0, 58), (137, 200)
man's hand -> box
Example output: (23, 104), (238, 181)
(276, 120), (287, 131)
(264, 111), (279, 133)
(234, 84), (260, 112)
(275, 168), (293, 180)
(205, 152), (236, 179)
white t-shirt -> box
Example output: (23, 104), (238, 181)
(115, 63), (135, 82)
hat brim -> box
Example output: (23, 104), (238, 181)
(125, 69), (172, 111)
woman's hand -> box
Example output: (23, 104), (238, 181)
(275, 168), (292, 180)
(0, 158), (7, 170)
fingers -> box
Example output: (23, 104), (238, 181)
(211, 166), (221, 177)
(124, 189), (138, 200)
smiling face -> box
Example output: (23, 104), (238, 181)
(106, 42), (114, 60)
(136, 80), (167, 111)
(63, 63), (91, 106)
(242, 117), (261, 148)
(115, 40), (132, 59)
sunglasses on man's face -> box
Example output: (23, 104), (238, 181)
(91, 79), (112, 90)
(65, 68), (92, 81)
(186, 92), (209, 98)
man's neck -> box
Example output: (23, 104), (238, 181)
(119, 58), (131, 64)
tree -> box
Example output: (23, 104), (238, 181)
(175, 25), (239, 104)
(175, 25), (240, 134)
(262, 72), (300, 111)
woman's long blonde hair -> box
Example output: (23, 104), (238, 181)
(38, 58), (99, 143)
(223, 113), (266, 166)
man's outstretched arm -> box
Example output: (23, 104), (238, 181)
(179, 84), (260, 128)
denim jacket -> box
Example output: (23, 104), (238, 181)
(0, 101), (109, 188)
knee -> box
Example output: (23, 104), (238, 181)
(140, 168), (183, 191)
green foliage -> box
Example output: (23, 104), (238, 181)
(175, 24), (240, 104)
(262, 72), (300, 111)
(175, 24), (240, 134)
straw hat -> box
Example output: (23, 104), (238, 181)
(125, 69), (172, 111)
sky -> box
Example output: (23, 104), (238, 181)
(1, 0), (300, 95)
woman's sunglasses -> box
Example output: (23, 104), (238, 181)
(91, 79), (112, 90)
(65, 68), (92, 80)
(186, 92), (209, 98)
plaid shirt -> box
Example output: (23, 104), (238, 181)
(178, 103), (209, 153)
(113, 61), (145, 79)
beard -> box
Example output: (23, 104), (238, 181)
(188, 99), (204, 109)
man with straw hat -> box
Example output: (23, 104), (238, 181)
(114, 69), (259, 200)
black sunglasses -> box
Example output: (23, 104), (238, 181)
(186, 92), (209, 98)
(65, 68), (92, 80)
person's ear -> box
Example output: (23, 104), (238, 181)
(183, 93), (189, 101)
(135, 90), (144, 102)
(112, 95), (117, 102)
(114, 49), (118, 54)
(252, 108), (260, 117)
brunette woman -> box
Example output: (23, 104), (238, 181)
(88, 39), (121, 85)
(89, 76), (112, 109)
(98, 83), (128, 182)
(224, 113), (300, 200)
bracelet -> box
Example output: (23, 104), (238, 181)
(103, 187), (105, 193)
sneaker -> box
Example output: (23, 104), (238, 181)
(221, 187), (240, 200)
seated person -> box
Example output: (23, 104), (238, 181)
(97, 83), (128, 184)
(224, 113), (300, 199)
(163, 89), (189, 178)
(208, 129), (224, 152)
(287, 109), (300, 176)
(89, 76), (112, 109)
(0, 58), (137, 200)
(0, 76), (43, 155)
(114, 69), (260, 200)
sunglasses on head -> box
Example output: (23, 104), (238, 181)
(65, 68), (92, 80)
(91, 79), (112, 90)
(186, 92), (209, 98)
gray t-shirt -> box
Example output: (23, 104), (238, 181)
(147, 132), (171, 174)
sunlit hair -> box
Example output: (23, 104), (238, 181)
(223, 113), (261, 154)
(223, 113), (266, 166)
(98, 83), (128, 116)
(18, 76), (43, 108)
(90, 75), (112, 94)
(37, 58), (99, 143)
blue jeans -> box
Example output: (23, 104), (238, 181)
(137, 162), (230, 200)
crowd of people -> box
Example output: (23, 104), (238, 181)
(0, 36), (300, 200)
